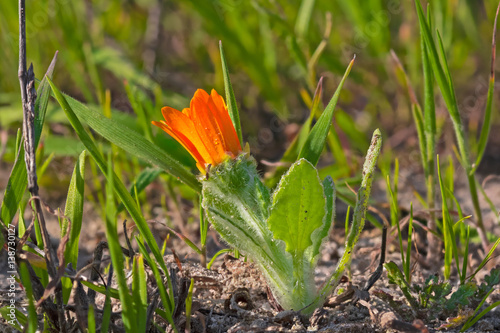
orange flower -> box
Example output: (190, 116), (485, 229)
(152, 89), (242, 174)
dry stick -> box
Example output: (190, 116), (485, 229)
(18, 0), (66, 330)
(363, 227), (387, 292)
(88, 241), (108, 304)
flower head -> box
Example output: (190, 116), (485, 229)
(152, 89), (242, 174)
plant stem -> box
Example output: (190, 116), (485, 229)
(415, 1), (487, 247)
(292, 253), (309, 308)
(18, 0), (66, 330)
(422, 30), (439, 261)
(467, 173), (488, 249)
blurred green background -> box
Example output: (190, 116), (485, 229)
(1, 0), (499, 175)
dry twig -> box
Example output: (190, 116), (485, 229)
(17, 0), (66, 329)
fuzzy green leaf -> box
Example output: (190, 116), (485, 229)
(268, 158), (326, 253)
(267, 158), (327, 308)
(202, 154), (305, 309)
(202, 155), (282, 268)
(306, 176), (335, 263)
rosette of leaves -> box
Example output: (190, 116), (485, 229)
(202, 129), (382, 313)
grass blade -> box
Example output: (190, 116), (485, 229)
(414, 1), (459, 127)
(299, 57), (355, 166)
(200, 198), (208, 266)
(422, 39), (436, 169)
(472, 2), (499, 173)
(18, 262), (38, 333)
(105, 153), (136, 332)
(461, 299), (500, 332)
(295, 0), (316, 39)
(412, 104), (428, 174)
(87, 305), (96, 333)
(420, 8), (439, 259)
(185, 278), (195, 333)
(165, 226), (203, 255)
(406, 205), (414, 283)
(47, 78), (178, 331)
(60, 92), (200, 192)
(61, 150), (86, 303)
(468, 237), (500, 281)
(461, 226), (470, 282)
(116, 167), (163, 214)
(207, 248), (233, 269)
(0, 307), (25, 331)
(437, 155), (461, 282)
(101, 279), (112, 333)
(414, 0), (486, 243)
(0, 52), (57, 225)
(219, 41), (243, 146)
(284, 77), (324, 161)
(132, 255), (148, 332)
(81, 281), (120, 298)
(136, 238), (177, 330)
(34, 52), (58, 147)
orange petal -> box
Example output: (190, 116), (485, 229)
(189, 89), (227, 165)
(156, 106), (216, 168)
(209, 89), (242, 156)
(152, 120), (207, 169)
(154, 89), (243, 173)
(160, 107), (212, 162)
